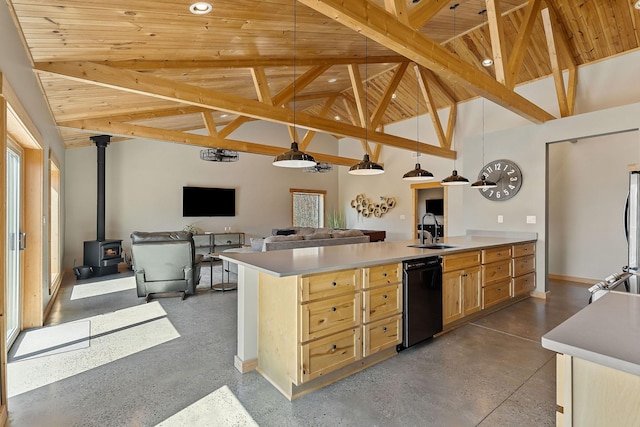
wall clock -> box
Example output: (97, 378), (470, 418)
(477, 159), (523, 201)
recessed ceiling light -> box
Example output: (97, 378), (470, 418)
(334, 115), (341, 121)
(220, 114), (228, 118)
(190, 2), (212, 15)
(328, 78), (338, 83)
(635, 0), (640, 10)
(482, 58), (494, 67)
(392, 93), (397, 99)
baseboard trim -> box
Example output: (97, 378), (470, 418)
(530, 290), (550, 299)
(234, 355), (258, 374)
(548, 274), (599, 285)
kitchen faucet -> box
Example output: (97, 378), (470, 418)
(421, 212), (439, 244)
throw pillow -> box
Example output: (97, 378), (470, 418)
(304, 232), (332, 240)
(250, 238), (265, 251)
(275, 229), (296, 236)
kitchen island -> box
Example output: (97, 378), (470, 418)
(542, 291), (640, 426)
(221, 231), (537, 400)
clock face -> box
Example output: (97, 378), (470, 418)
(478, 159), (523, 201)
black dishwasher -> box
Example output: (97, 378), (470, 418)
(398, 257), (443, 350)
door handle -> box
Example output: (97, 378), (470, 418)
(19, 231), (27, 250)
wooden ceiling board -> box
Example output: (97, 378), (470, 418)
(7, 0), (640, 154)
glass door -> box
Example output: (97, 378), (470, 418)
(6, 146), (22, 348)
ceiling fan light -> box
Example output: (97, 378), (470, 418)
(471, 178), (497, 189)
(348, 154), (384, 175)
(403, 163), (434, 181)
(273, 142), (316, 168)
(441, 169), (470, 186)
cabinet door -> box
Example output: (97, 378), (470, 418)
(364, 263), (401, 289)
(363, 314), (402, 357)
(300, 328), (361, 383)
(513, 254), (535, 277)
(299, 269), (360, 302)
(300, 293), (361, 342)
(483, 279), (512, 308)
(463, 266), (482, 316)
(363, 283), (402, 323)
(442, 271), (463, 325)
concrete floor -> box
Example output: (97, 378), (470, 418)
(6, 269), (590, 426)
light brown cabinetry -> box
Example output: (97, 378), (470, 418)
(512, 242), (535, 296)
(482, 246), (512, 308)
(442, 251), (481, 325)
(258, 263), (401, 400)
(362, 263), (402, 357)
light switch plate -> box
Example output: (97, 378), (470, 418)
(497, 215), (504, 223)
(526, 215), (536, 224)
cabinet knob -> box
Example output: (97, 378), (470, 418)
(332, 344), (337, 350)
(332, 281), (337, 287)
(382, 327), (388, 332)
(382, 294), (388, 299)
(331, 307), (337, 312)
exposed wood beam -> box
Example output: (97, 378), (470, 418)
(273, 65), (332, 107)
(250, 67), (273, 105)
(347, 64), (368, 128)
(296, 0), (555, 124)
(370, 62), (409, 130)
(420, 68), (456, 105)
(416, 65), (449, 150)
(201, 112), (218, 137)
(371, 143), (383, 164)
(96, 56), (406, 70)
(342, 97), (372, 156)
(486, 0), (508, 86)
(35, 61), (455, 158)
(506, 0), (543, 90)
(541, 7), (573, 117)
(300, 95), (338, 150)
(408, 0), (451, 30)
(219, 116), (250, 138)
(384, 0), (409, 25)
(98, 106), (207, 123)
(57, 119), (361, 167)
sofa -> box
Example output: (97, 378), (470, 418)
(130, 231), (203, 300)
(250, 227), (370, 251)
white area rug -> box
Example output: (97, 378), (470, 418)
(156, 385), (259, 427)
(8, 302), (179, 398)
(11, 320), (90, 361)
(70, 276), (136, 300)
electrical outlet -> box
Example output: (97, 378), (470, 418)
(497, 215), (504, 223)
(400, 214), (406, 220)
(526, 215), (536, 224)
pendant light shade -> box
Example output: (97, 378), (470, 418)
(273, 142), (316, 168)
(348, 154), (384, 175)
(471, 177), (497, 188)
(403, 163), (434, 181)
(441, 170), (469, 185)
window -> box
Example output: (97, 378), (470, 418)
(290, 189), (326, 228)
(49, 155), (61, 292)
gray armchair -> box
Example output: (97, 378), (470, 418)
(130, 231), (203, 301)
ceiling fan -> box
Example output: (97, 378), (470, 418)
(304, 162), (333, 173)
(200, 148), (239, 162)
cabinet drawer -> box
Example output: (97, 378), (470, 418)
(481, 245), (512, 264)
(299, 268), (360, 302)
(482, 260), (512, 285)
(483, 279), (512, 308)
(363, 314), (402, 357)
(512, 254), (535, 277)
(363, 284), (402, 323)
(513, 272), (535, 295)
(300, 293), (361, 342)
(513, 242), (536, 258)
(300, 328), (361, 383)
(364, 263), (401, 289)
(443, 250), (481, 272)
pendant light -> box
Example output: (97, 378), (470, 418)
(471, 9), (497, 189)
(349, 37), (384, 176)
(273, 1), (316, 168)
(441, 3), (469, 186)
(403, 66), (434, 181)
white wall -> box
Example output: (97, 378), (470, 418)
(63, 121), (340, 268)
(548, 132), (639, 281)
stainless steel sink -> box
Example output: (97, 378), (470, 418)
(407, 244), (457, 249)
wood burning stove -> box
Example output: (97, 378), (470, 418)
(83, 135), (123, 276)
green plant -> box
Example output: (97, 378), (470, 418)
(326, 210), (346, 229)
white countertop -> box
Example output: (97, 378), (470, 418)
(542, 291), (640, 376)
(219, 233), (536, 277)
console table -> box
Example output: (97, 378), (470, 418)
(194, 232), (245, 290)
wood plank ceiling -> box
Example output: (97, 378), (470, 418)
(6, 0), (640, 165)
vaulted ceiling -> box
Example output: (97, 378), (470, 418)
(6, 0), (640, 166)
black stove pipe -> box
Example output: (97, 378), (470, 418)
(90, 135), (111, 241)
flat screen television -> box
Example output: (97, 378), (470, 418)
(183, 186), (235, 217)
(425, 198), (444, 216)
